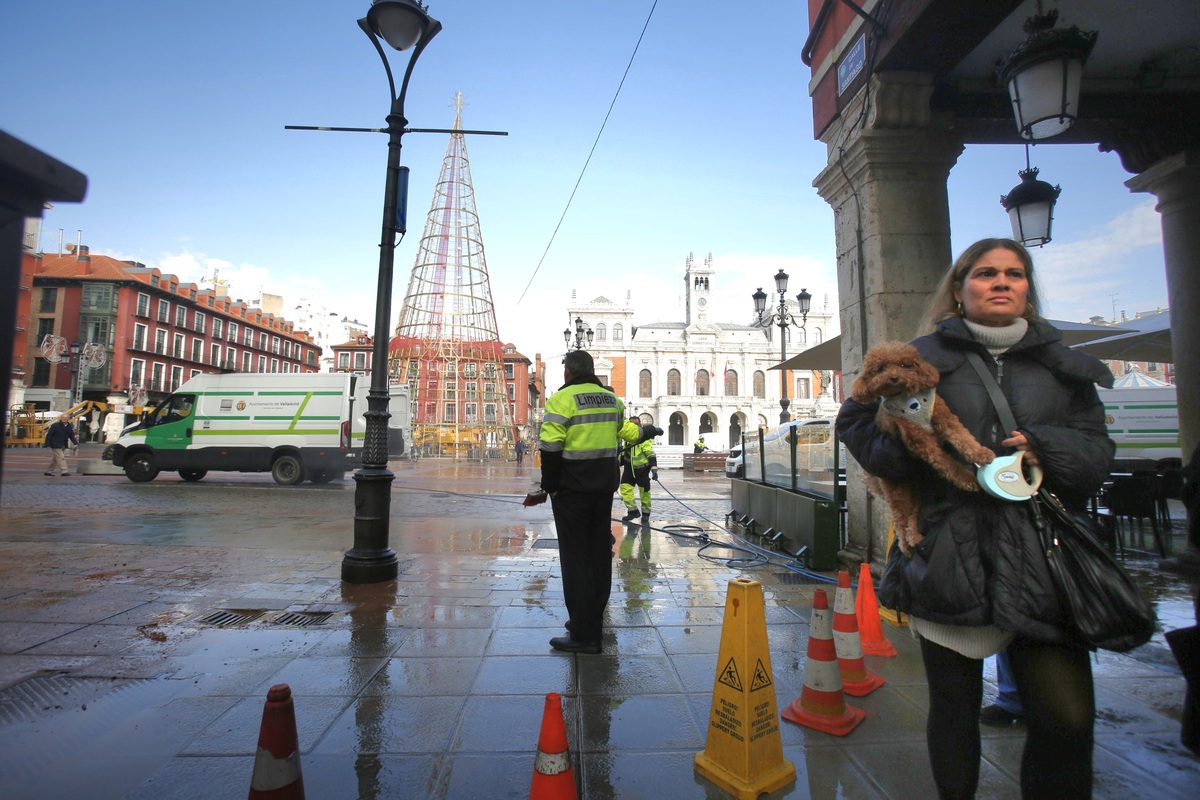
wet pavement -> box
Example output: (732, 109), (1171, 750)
(0, 444), (1198, 798)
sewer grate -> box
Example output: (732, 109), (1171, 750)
(0, 673), (145, 725)
(195, 609), (267, 627)
(531, 539), (559, 549)
(773, 570), (823, 585)
(271, 611), (334, 627)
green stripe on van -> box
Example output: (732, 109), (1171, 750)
(193, 428), (340, 437)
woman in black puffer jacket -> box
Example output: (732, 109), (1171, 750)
(837, 238), (1114, 800)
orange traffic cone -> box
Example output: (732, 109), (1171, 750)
(833, 570), (885, 697)
(531, 692), (577, 800)
(248, 683), (305, 799)
(781, 589), (865, 736)
(855, 562), (898, 657)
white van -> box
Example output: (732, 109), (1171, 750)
(345, 383), (413, 467)
(106, 373), (364, 484)
(1099, 385), (1180, 468)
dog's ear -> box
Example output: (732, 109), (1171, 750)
(914, 356), (941, 388)
(849, 372), (872, 402)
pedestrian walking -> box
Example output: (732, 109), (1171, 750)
(531, 350), (661, 654)
(44, 414), (78, 476)
(838, 238), (1114, 798)
(515, 438), (527, 465)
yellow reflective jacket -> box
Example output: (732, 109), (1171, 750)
(539, 376), (641, 493)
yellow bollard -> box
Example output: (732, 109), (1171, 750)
(694, 578), (795, 799)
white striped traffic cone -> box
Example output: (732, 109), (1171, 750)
(781, 589), (865, 736)
(833, 570), (884, 697)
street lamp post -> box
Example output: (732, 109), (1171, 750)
(563, 316), (593, 351)
(753, 269), (811, 424)
(343, 0), (442, 584)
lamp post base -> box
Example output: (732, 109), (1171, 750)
(342, 467), (400, 583)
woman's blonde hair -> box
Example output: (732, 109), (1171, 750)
(919, 237), (1044, 334)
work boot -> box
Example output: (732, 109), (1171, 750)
(621, 508), (641, 522)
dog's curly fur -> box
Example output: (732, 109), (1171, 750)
(850, 342), (996, 555)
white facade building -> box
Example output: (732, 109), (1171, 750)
(291, 297), (369, 373)
(572, 252), (838, 450)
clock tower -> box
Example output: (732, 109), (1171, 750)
(684, 251), (714, 327)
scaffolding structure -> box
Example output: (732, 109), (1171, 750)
(390, 94), (515, 460)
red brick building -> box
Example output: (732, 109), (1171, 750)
(21, 245), (318, 410)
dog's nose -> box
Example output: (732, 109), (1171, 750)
(887, 375), (899, 383)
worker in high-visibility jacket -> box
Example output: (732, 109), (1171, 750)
(619, 417), (658, 523)
(533, 350), (661, 654)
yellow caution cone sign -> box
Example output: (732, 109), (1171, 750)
(877, 522), (909, 628)
(694, 578), (795, 799)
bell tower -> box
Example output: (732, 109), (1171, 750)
(684, 251), (714, 327)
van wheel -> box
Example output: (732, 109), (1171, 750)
(126, 453), (159, 483)
(271, 455), (304, 486)
(179, 469), (207, 482)
(309, 469), (338, 484)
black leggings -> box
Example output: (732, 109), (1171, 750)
(920, 636), (1094, 799)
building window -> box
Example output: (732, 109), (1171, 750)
(211, 343), (220, 365)
(270, 358), (279, 373)
(194, 311), (206, 333)
(226, 347), (235, 368)
(257, 355), (267, 372)
(639, 369), (652, 397)
(136, 293), (150, 317)
(175, 305), (187, 328)
(465, 381), (477, 399)
(81, 283), (113, 312)
(271, 336), (280, 355)
(667, 369), (681, 396)
(464, 362), (477, 378)
(613, 324), (623, 341)
(130, 359), (144, 388)
(444, 403), (456, 423)
(228, 321), (238, 342)
(32, 358), (50, 386)
(753, 371), (766, 398)
(37, 317), (55, 341)
(170, 365), (183, 391)
(172, 333), (184, 358)
(259, 332), (268, 350)
(211, 318), (222, 339)
(696, 369), (710, 396)
(157, 299), (170, 323)
(133, 323), (147, 351)
(465, 402), (478, 421)
(725, 369), (738, 396)
(242, 351), (252, 372)
(155, 329), (167, 354)
(507, 383), (515, 400)
(338, 353), (350, 370)
(152, 363), (165, 392)
(39, 288), (58, 313)
(595, 323), (606, 341)
(282, 341), (291, 358)
(244, 328), (253, 346)
(504, 363), (514, 379)
(796, 377), (811, 400)
(354, 352), (367, 371)
(191, 339), (203, 363)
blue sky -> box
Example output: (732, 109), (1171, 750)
(1, 1), (1167, 360)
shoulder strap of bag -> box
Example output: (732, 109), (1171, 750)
(963, 350), (1019, 435)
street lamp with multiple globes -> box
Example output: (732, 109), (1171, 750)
(343, 0), (442, 584)
(564, 316), (593, 352)
(753, 269), (811, 424)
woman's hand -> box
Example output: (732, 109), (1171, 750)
(1002, 430), (1040, 465)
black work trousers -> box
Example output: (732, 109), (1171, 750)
(550, 489), (616, 643)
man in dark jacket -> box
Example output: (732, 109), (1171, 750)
(44, 414), (78, 476)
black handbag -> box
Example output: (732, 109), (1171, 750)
(1029, 488), (1156, 652)
(964, 351), (1156, 652)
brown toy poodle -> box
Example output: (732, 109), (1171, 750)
(850, 341), (996, 555)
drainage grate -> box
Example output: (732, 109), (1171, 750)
(271, 611), (334, 627)
(531, 539), (560, 549)
(0, 673), (145, 725)
(773, 570), (823, 585)
(195, 609), (266, 627)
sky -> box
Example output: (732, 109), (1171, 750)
(1, 0), (1169, 363)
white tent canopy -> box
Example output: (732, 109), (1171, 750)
(1070, 311), (1172, 364)
(1112, 369), (1171, 388)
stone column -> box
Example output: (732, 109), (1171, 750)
(813, 72), (964, 568)
(1125, 150), (1200, 461)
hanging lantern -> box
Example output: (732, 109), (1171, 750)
(1000, 166), (1061, 247)
(997, 8), (1098, 141)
